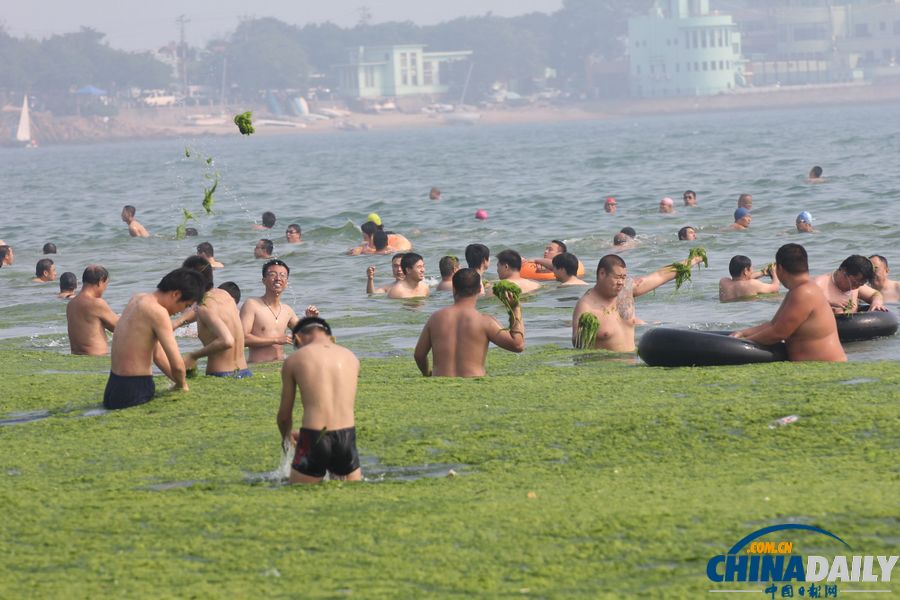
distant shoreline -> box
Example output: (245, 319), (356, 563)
(5, 81), (900, 147)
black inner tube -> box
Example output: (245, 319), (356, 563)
(638, 328), (787, 367)
(835, 305), (898, 342)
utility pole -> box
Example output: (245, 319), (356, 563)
(176, 15), (190, 102)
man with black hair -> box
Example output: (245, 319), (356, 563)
(196, 241), (224, 268)
(104, 268), (205, 409)
(240, 259), (318, 363)
(464, 243), (491, 294)
(218, 282), (241, 304)
(733, 244), (845, 361)
(683, 190), (697, 207)
(253, 211), (276, 230)
(179, 256), (251, 378)
(388, 252), (429, 298)
(496, 249), (541, 294)
(813, 255), (886, 313)
(58, 272), (77, 299)
(869, 255), (899, 303)
(285, 224), (302, 244)
(719, 255), (780, 302)
(32, 258), (56, 283)
(678, 226), (697, 241)
(572, 252), (705, 352)
(414, 268), (525, 377)
(254, 239), (274, 260)
(121, 205), (150, 237)
(525, 239), (568, 275)
(279, 317), (362, 484)
(552, 253), (587, 286)
(366, 254), (405, 295)
(67, 265), (118, 356)
(436, 255), (460, 291)
(0, 245), (13, 267)
(614, 227), (637, 248)
(43, 242), (57, 254)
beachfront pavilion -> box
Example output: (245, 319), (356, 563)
(334, 45), (472, 100)
(628, 0), (743, 98)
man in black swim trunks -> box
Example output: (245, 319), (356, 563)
(277, 317), (362, 483)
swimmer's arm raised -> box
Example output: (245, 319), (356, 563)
(277, 362), (296, 441)
(633, 255), (704, 297)
(413, 321), (432, 376)
(286, 306), (301, 330)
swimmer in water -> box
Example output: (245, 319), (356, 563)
(659, 197), (675, 214)
(727, 208), (752, 231)
(678, 226), (697, 241)
(464, 243), (491, 295)
(868, 255), (900, 303)
(254, 239), (274, 260)
(121, 205), (150, 238)
(252, 211), (276, 231)
(429, 187), (441, 200)
(58, 271), (77, 299)
(196, 241), (224, 268)
(285, 224), (302, 244)
(496, 249), (542, 294)
(604, 197), (617, 214)
(737, 194), (752, 211)
(719, 255), (781, 302)
(812, 255), (887, 314)
(387, 252), (430, 299)
(682, 190), (697, 207)
(807, 166), (825, 183)
(436, 255), (460, 292)
(795, 211), (815, 233)
(552, 252), (588, 286)
(613, 227), (637, 249)
(32, 258), (56, 283)
(0, 244), (14, 267)
(66, 265), (118, 355)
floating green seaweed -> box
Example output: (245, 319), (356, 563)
(234, 111), (254, 135)
(202, 175), (218, 215)
(670, 247), (708, 290)
(175, 208), (195, 240)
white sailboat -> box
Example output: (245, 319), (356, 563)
(15, 95), (36, 147)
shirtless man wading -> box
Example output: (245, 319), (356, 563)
(240, 259), (317, 363)
(278, 317), (362, 484)
(733, 243), (846, 362)
(812, 255), (887, 314)
(103, 269), (205, 409)
(719, 255), (781, 302)
(66, 265), (118, 355)
(414, 268), (525, 377)
(572, 253), (705, 353)
(179, 256), (251, 377)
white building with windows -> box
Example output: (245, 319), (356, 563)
(334, 45), (472, 100)
(629, 0), (743, 97)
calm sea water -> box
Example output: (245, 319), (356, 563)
(1, 103), (898, 361)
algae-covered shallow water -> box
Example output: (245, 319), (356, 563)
(0, 346), (897, 597)
(0, 103), (898, 359)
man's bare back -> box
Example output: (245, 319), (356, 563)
(414, 269), (525, 377)
(66, 290), (118, 356)
(278, 321), (361, 484)
(111, 293), (185, 377)
(189, 289), (248, 374)
(128, 221), (150, 237)
(719, 277), (779, 302)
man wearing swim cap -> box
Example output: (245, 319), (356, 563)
(869, 255), (900, 303)
(278, 317), (362, 484)
(572, 252), (705, 353)
(812, 255), (887, 314)
(795, 211), (815, 233)
(732, 244), (845, 362)
(727, 208), (752, 230)
(604, 197), (617, 214)
(658, 197), (675, 214)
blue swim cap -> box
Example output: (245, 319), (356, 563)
(734, 207), (751, 221)
(796, 211), (812, 223)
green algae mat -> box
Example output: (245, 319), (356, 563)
(1, 345), (897, 598)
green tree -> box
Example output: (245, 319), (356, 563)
(225, 18), (310, 96)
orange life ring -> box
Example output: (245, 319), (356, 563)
(520, 260), (585, 280)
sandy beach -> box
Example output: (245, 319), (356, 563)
(5, 81), (900, 146)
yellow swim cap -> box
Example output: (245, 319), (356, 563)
(367, 212), (382, 226)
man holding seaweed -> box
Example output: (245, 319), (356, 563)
(414, 268), (525, 377)
(572, 253), (705, 352)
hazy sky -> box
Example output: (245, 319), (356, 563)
(3, 0), (563, 52)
